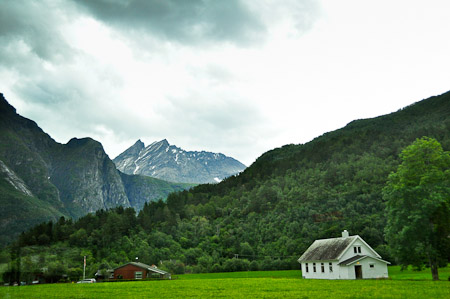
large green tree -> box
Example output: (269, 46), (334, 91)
(384, 137), (450, 280)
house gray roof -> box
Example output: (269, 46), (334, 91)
(148, 266), (169, 275)
(338, 255), (391, 266)
(298, 236), (356, 262)
(338, 255), (364, 265)
(114, 262), (169, 275)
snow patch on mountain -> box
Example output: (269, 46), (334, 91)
(0, 159), (34, 196)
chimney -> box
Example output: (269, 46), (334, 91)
(342, 230), (349, 238)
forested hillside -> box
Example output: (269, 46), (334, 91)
(2, 91), (449, 280)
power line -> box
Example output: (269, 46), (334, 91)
(234, 254), (299, 259)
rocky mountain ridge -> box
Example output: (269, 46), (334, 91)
(114, 139), (246, 184)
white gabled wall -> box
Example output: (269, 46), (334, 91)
(346, 258), (389, 279)
(301, 261), (340, 279)
(340, 266), (352, 279)
(366, 259), (389, 279)
(302, 259), (388, 280)
(339, 237), (378, 262)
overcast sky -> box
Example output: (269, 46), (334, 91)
(1, 0), (449, 166)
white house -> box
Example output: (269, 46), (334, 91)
(298, 230), (390, 279)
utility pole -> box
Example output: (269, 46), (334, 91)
(83, 256), (86, 280)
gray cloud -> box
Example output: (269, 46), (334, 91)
(70, 0), (266, 45)
(0, 0), (77, 65)
(71, 0), (321, 46)
(12, 59), (132, 134)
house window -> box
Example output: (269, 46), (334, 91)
(135, 271), (143, 279)
(305, 263), (309, 273)
(313, 263), (316, 272)
(329, 262), (333, 272)
(370, 264), (375, 268)
(354, 246), (361, 254)
(321, 263), (325, 273)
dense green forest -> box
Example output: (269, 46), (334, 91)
(1, 91), (449, 282)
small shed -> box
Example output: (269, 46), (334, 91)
(113, 262), (171, 280)
(298, 230), (390, 279)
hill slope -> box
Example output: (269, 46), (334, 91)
(114, 139), (246, 184)
(138, 90), (450, 260)
(120, 172), (194, 211)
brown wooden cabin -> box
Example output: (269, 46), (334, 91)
(113, 262), (171, 280)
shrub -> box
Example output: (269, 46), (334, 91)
(222, 258), (250, 272)
(160, 260), (185, 274)
(211, 263), (223, 273)
(249, 260), (260, 271)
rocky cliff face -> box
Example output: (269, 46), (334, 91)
(0, 93), (192, 244)
(0, 160), (34, 197)
(0, 93), (132, 218)
(50, 137), (131, 217)
(0, 94), (64, 210)
(114, 139), (246, 183)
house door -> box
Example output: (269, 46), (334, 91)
(354, 265), (362, 279)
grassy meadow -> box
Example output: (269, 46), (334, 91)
(389, 265), (450, 281)
(1, 267), (449, 298)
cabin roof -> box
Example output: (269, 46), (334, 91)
(114, 262), (169, 275)
(298, 236), (357, 262)
(338, 255), (391, 266)
(337, 255), (365, 265)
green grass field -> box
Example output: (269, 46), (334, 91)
(176, 269), (302, 280)
(1, 268), (449, 298)
(389, 265), (450, 281)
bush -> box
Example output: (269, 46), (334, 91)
(197, 255), (213, 272)
(260, 257), (275, 271)
(249, 260), (260, 271)
(160, 260), (185, 274)
(211, 263), (223, 273)
(68, 267), (82, 281)
(192, 265), (205, 273)
(222, 258), (250, 272)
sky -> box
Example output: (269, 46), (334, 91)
(1, 0), (450, 166)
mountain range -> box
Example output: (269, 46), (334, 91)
(113, 139), (246, 184)
(0, 94), (193, 245)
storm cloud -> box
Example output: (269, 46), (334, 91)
(71, 0), (267, 45)
(1, 0), (449, 165)
(0, 0), (77, 65)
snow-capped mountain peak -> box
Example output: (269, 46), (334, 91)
(113, 140), (246, 184)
